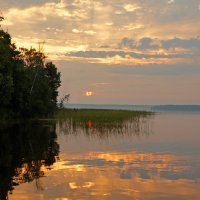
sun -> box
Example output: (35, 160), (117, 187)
(85, 91), (93, 97)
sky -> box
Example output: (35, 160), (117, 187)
(1, 0), (200, 105)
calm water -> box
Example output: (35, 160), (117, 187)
(1, 111), (200, 200)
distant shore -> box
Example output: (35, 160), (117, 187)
(63, 104), (200, 112)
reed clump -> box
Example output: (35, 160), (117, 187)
(56, 108), (152, 123)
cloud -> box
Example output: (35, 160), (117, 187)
(72, 29), (81, 33)
(3, 0), (88, 26)
(72, 29), (96, 35)
(1, 0), (200, 67)
(105, 22), (113, 26)
(84, 30), (96, 35)
(138, 37), (159, 50)
(168, 0), (175, 4)
(67, 50), (195, 59)
(68, 51), (126, 58)
(118, 37), (200, 51)
(118, 37), (136, 49)
(161, 38), (200, 50)
(122, 24), (144, 31)
(92, 82), (111, 86)
(65, 49), (199, 66)
(123, 4), (141, 12)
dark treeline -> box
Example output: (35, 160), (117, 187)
(0, 29), (61, 118)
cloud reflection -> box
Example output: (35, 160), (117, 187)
(38, 150), (200, 200)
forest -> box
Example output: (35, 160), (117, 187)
(0, 29), (61, 118)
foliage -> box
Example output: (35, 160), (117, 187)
(0, 30), (17, 108)
(0, 29), (61, 118)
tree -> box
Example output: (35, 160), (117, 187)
(0, 30), (17, 114)
(0, 29), (62, 118)
(59, 94), (70, 108)
(18, 48), (61, 117)
(45, 62), (61, 107)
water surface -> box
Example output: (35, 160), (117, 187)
(1, 112), (200, 200)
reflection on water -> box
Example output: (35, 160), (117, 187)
(1, 112), (200, 199)
(47, 152), (200, 200)
(0, 121), (59, 200)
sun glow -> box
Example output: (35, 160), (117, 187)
(85, 91), (94, 97)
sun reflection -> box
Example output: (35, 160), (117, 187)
(86, 120), (93, 128)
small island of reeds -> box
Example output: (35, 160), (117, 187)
(55, 108), (153, 136)
(56, 108), (152, 122)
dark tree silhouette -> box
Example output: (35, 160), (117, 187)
(0, 29), (62, 118)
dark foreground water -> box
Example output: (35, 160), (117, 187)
(1, 112), (200, 200)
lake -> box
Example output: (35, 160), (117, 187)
(1, 110), (200, 200)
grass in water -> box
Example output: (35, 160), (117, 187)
(56, 108), (153, 136)
(56, 108), (153, 123)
